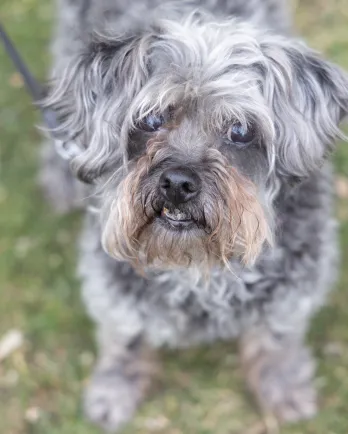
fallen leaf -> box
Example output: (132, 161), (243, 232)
(0, 329), (24, 362)
(25, 407), (41, 423)
(335, 175), (348, 199)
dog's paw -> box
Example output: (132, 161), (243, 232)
(259, 367), (317, 423)
(244, 345), (318, 423)
(83, 373), (141, 432)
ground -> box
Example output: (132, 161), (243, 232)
(0, 0), (348, 433)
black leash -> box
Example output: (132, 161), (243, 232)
(0, 22), (60, 132)
(0, 21), (78, 159)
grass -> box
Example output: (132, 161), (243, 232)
(0, 0), (347, 433)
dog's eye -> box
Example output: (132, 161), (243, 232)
(139, 113), (165, 132)
(226, 122), (255, 146)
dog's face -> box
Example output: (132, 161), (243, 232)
(45, 14), (348, 272)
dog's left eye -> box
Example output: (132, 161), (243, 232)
(140, 113), (165, 132)
(226, 122), (255, 146)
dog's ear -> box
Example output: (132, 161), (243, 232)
(43, 32), (153, 182)
(261, 36), (348, 177)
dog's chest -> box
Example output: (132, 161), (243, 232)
(137, 267), (264, 347)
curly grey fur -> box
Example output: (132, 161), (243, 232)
(40, 0), (348, 431)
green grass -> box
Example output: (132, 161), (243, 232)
(0, 0), (348, 433)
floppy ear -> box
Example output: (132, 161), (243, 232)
(43, 32), (153, 182)
(261, 36), (348, 177)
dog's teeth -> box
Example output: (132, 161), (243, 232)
(162, 207), (170, 218)
(162, 208), (189, 221)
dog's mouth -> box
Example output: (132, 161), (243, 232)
(158, 207), (195, 229)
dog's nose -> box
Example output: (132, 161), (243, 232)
(159, 167), (201, 205)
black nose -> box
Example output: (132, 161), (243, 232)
(159, 167), (201, 205)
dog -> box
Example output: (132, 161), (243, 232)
(39, 0), (348, 431)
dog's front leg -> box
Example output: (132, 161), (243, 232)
(240, 325), (317, 424)
(84, 326), (156, 432)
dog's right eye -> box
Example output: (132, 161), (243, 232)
(139, 113), (165, 132)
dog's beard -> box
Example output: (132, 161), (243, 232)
(102, 141), (272, 273)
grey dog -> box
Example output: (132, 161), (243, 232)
(39, 0), (348, 431)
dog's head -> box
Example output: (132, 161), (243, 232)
(44, 12), (348, 272)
